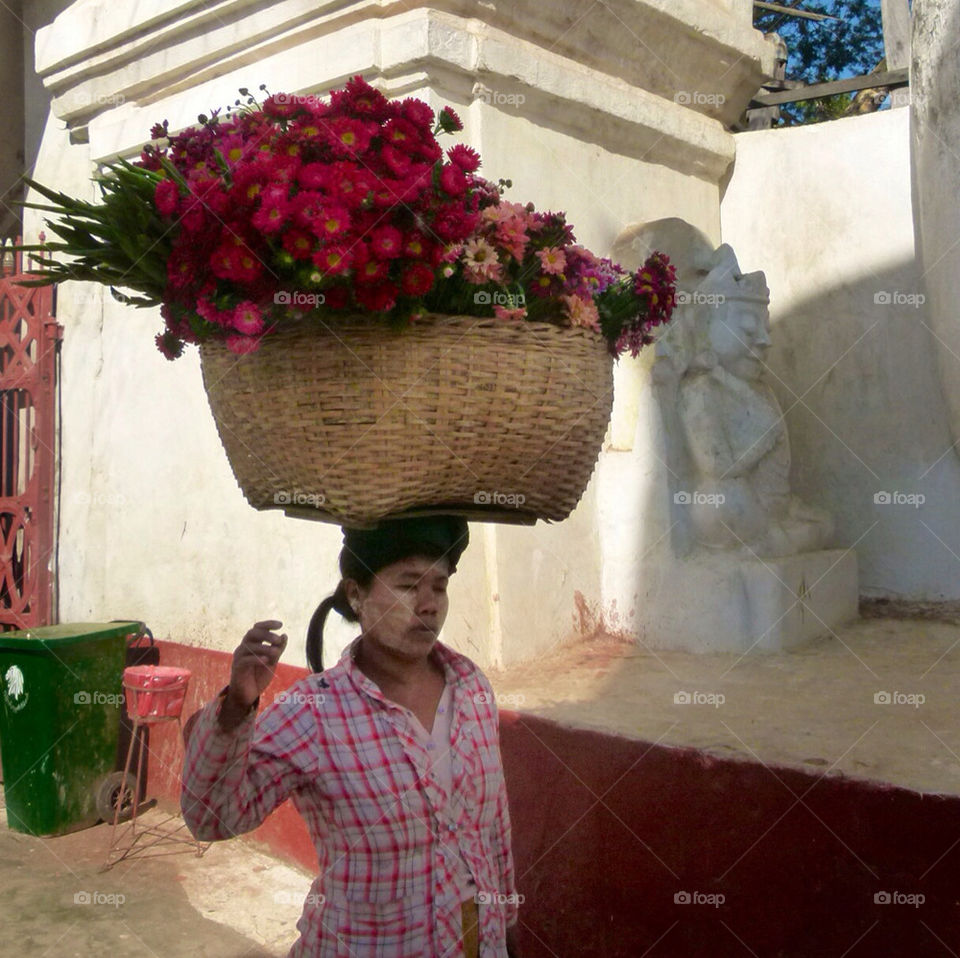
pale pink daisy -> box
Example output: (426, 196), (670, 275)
(462, 237), (502, 280)
(537, 246), (567, 275)
(493, 304), (527, 322)
(562, 294), (600, 332)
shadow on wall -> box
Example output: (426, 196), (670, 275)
(761, 260), (960, 600)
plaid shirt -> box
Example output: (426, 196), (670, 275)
(181, 637), (518, 957)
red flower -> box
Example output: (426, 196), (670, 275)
(281, 228), (315, 261)
(321, 284), (351, 309)
(325, 163), (373, 208)
(355, 257), (389, 284)
(154, 179), (180, 217)
(446, 144), (481, 173)
(399, 97), (435, 130)
(355, 281), (398, 312)
(400, 262), (435, 296)
(297, 162), (329, 190)
(330, 76), (391, 121)
(324, 117), (376, 157)
(252, 186), (291, 234)
(155, 330), (184, 360)
(370, 225), (404, 260)
(316, 203), (351, 239)
(439, 163), (468, 197)
(382, 117), (420, 153)
(380, 144), (412, 178)
(437, 105), (463, 132)
(312, 244), (353, 274)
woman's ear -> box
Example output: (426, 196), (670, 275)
(343, 579), (362, 616)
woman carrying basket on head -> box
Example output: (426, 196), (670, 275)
(181, 515), (521, 957)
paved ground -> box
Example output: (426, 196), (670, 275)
(3, 612), (958, 956)
(486, 613), (960, 796)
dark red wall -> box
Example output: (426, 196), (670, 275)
(148, 641), (960, 955)
(499, 713), (960, 957)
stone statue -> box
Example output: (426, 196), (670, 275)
(658, 243), (834, 558)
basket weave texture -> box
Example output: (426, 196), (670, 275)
(199, 313), (614, 526)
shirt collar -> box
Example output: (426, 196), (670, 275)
(338, 634), (475, 699)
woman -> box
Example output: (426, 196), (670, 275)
(181, 515), (521, 957)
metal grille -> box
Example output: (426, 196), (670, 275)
(0, 240), (61, 629)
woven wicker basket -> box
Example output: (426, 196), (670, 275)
(199, 313), (614, 526)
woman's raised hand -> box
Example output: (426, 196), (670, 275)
(227, 620), (288, 709)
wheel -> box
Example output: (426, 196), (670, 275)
(96, 771), (137, 824)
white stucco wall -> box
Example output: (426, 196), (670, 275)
(721, 108), (960, 599)
(24, 0), (772, 664)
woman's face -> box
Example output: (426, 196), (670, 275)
(350, 554), (451, 661)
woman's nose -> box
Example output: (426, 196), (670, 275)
(415, 585), (438, 616)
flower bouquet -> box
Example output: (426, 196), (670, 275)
(18, 77), (677, 525)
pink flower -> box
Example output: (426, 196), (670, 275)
(493, 304), (527, 322)
(231, 301), (265, 335)
(225, 333), (262, 354)
(537, 247), (567, 275)
(561, 294), (600, 332)
(462, 237), (501, 280)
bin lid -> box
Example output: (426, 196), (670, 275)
(0, 621), (144, 650)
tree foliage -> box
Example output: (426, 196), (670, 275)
(753, 0), (886, 125)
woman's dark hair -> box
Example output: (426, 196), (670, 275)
(306, 516), (469, 673)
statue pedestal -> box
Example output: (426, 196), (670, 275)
(645, 549), (859, 653)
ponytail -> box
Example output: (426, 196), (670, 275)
(306, 580), (357, 673)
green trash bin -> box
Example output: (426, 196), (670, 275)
(0, 621), (143, 836)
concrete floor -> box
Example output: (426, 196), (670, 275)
(486, 613), (960, 796)
(2, 612), (958, 956)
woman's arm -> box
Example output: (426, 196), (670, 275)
(180, 620), (312, 841)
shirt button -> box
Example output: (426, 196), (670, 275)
(427, 743), (436, 750)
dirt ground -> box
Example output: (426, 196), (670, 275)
(0, 801), (312, 957)
(2, 613), (958, 956)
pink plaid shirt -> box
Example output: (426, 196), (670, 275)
(181, 637), (518, 957)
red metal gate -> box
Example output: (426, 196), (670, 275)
(0, 241), (61, 629)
